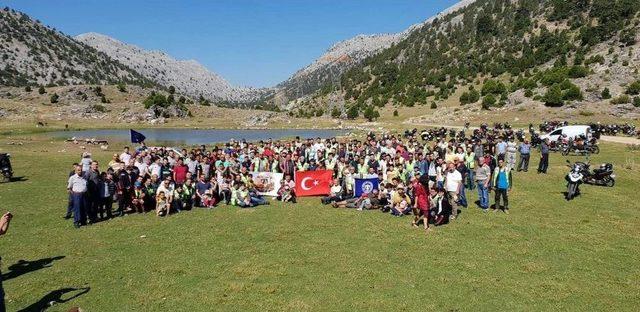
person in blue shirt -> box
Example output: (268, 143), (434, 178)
(517, 139), (531, 172)
(492, 159), (512, 213)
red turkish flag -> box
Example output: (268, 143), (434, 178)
(295, 170), (333, 197)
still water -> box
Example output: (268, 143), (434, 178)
(51, 128), (346, 145)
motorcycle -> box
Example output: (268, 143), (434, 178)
(583, 162), (616, 187)
(0, 153), (13, 183)
(561, 140), (600, 156)
(565, 160), (584, 200)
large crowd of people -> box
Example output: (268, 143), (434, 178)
(66, 126), (551, 232)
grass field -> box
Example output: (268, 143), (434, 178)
(0, 136), (639, 311)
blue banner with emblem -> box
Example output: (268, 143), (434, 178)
(355, 178), (379, 197)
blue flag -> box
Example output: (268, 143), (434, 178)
(130, 129), (146, 143)
(355, 178), (379, 197)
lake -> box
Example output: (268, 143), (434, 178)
(51, 128), (346, 145)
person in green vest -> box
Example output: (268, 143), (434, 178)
(464, 148), (476, 190)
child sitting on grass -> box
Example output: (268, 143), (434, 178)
(155, 191), (169, 216)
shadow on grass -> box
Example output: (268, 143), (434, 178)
(1, 256), (65, 281)
(9, 176), (29, 182)
(17, 287), (90, 312)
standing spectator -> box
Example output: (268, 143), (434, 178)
(506, 137), (517, 170)
(464, 148), (475, 190)
(98, 172), (115, 219)
(119, 147), (132, 166)
(538, 138), (550, 174)
(475, 158), (491, 212)
(83, 161), (101, 223)
(173, 158), (188, 186)
(0, 211), (14, 312)
(64, 163), (79, 219)
(517, 139), (531, 172)
(444, 162), (462, 220)
(67, 166), (88, 228)
(495, 138), (507, 161)
(492, 159), (512, 213)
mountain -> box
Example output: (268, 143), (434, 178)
(332, 0), (640, 113)
(75, 32), (270, 103)
(0, 8), (151, 87)
(276, 0), (478, 102)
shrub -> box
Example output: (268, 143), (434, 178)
(481, 80), (507, 96)
(346, 106), (359, 119)
(143, 93), (168, 109)
(611, 95), (631, 105)
(24, 86), (31, 92)
(117, 83), (127, 92)
(168, 86), (176, 94)
(579, 111), (594, 116)
(38, 86), (46, 94)
(100, 95), (110, 103)
(482, 95), (496, 109)
(524, 89), (534, 98)
(363, 106), (380, 121)
(430, 102), (437, 109)
(50, 93), (59, 104)
(568, 65), (589, 78)
(331, 107), (341, 118)
(601, 87), (611, 99)
(90, 104), (107, 113)
(460, 89), (480, 105)
(626, 81), (640, 95)
(544, 85), (564, 107)
(633, 97), (640, 108)
(393, 109), (399, 116)
(562, 83), (583, 101)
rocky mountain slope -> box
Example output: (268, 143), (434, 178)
(0, 8), (151, 87)
(75, 32), (269, 103)
(325, 0), (640, 118)
(276, 0), (478, 103)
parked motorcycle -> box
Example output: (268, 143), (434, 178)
(0, 153), (13, 183)
(583, 162), (615, 187)
(565, 160), (584, 200)
(561, 140), (600, 156)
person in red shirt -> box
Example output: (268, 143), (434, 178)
(411, 173), (431, 232)
(172, 158), (188, 186)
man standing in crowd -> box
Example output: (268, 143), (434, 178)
(445, 162), (462, 220)
(538, 138), (550, 174)
(493, 159), (512, 213)
(119, 146), (131, 166)
(83, 161), (101, 223)
(68, 165), (88, 228)
(475, 157), (491, 212)
(518, 139), (531, 172)
(0, 211), (14, 312)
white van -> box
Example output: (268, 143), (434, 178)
(540, 125), (591, 142)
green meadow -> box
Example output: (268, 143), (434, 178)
(0, 137), (639, 311)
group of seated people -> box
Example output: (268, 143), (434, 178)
(68, 128), (515, 231)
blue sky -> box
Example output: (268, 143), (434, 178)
(2, 0), (459, 87)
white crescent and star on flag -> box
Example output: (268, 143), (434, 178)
(300, 177), (320, 190)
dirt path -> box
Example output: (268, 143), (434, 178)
(600, 136), (640, 145)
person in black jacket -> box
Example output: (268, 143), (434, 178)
(98, 172), (116, 219)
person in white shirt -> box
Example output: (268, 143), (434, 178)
(149, 158), (162, 178)
(444, 162), (462, 220)
(119, 147), (131, 166)
(156, 178), (175, 202)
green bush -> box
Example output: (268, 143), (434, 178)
(601, 87), (611, 99)
(393, 109), (399, 116)
(38, 86), (46, 94)
(544, 85), (564, 107)
(117, 83), (127, 92)
(481, 95), (496, 109)
(24, 86), (31, 92)
(346, 106), (359, 119)
(430, 102), (437, 109)
(633, 97), (640, 108)
(50, 93), (59, 104)
(363, 106), (380, 121)
(524, 89), (534, 97)
(143, 93), (169, 109)
(626, 81), (640, 95)
(460, 89), (480, 105)
(331, 107), (341, 118)
(562, 83), (583, 101)
(610, 95), (631, 105)
(481, 80), (507, 96)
